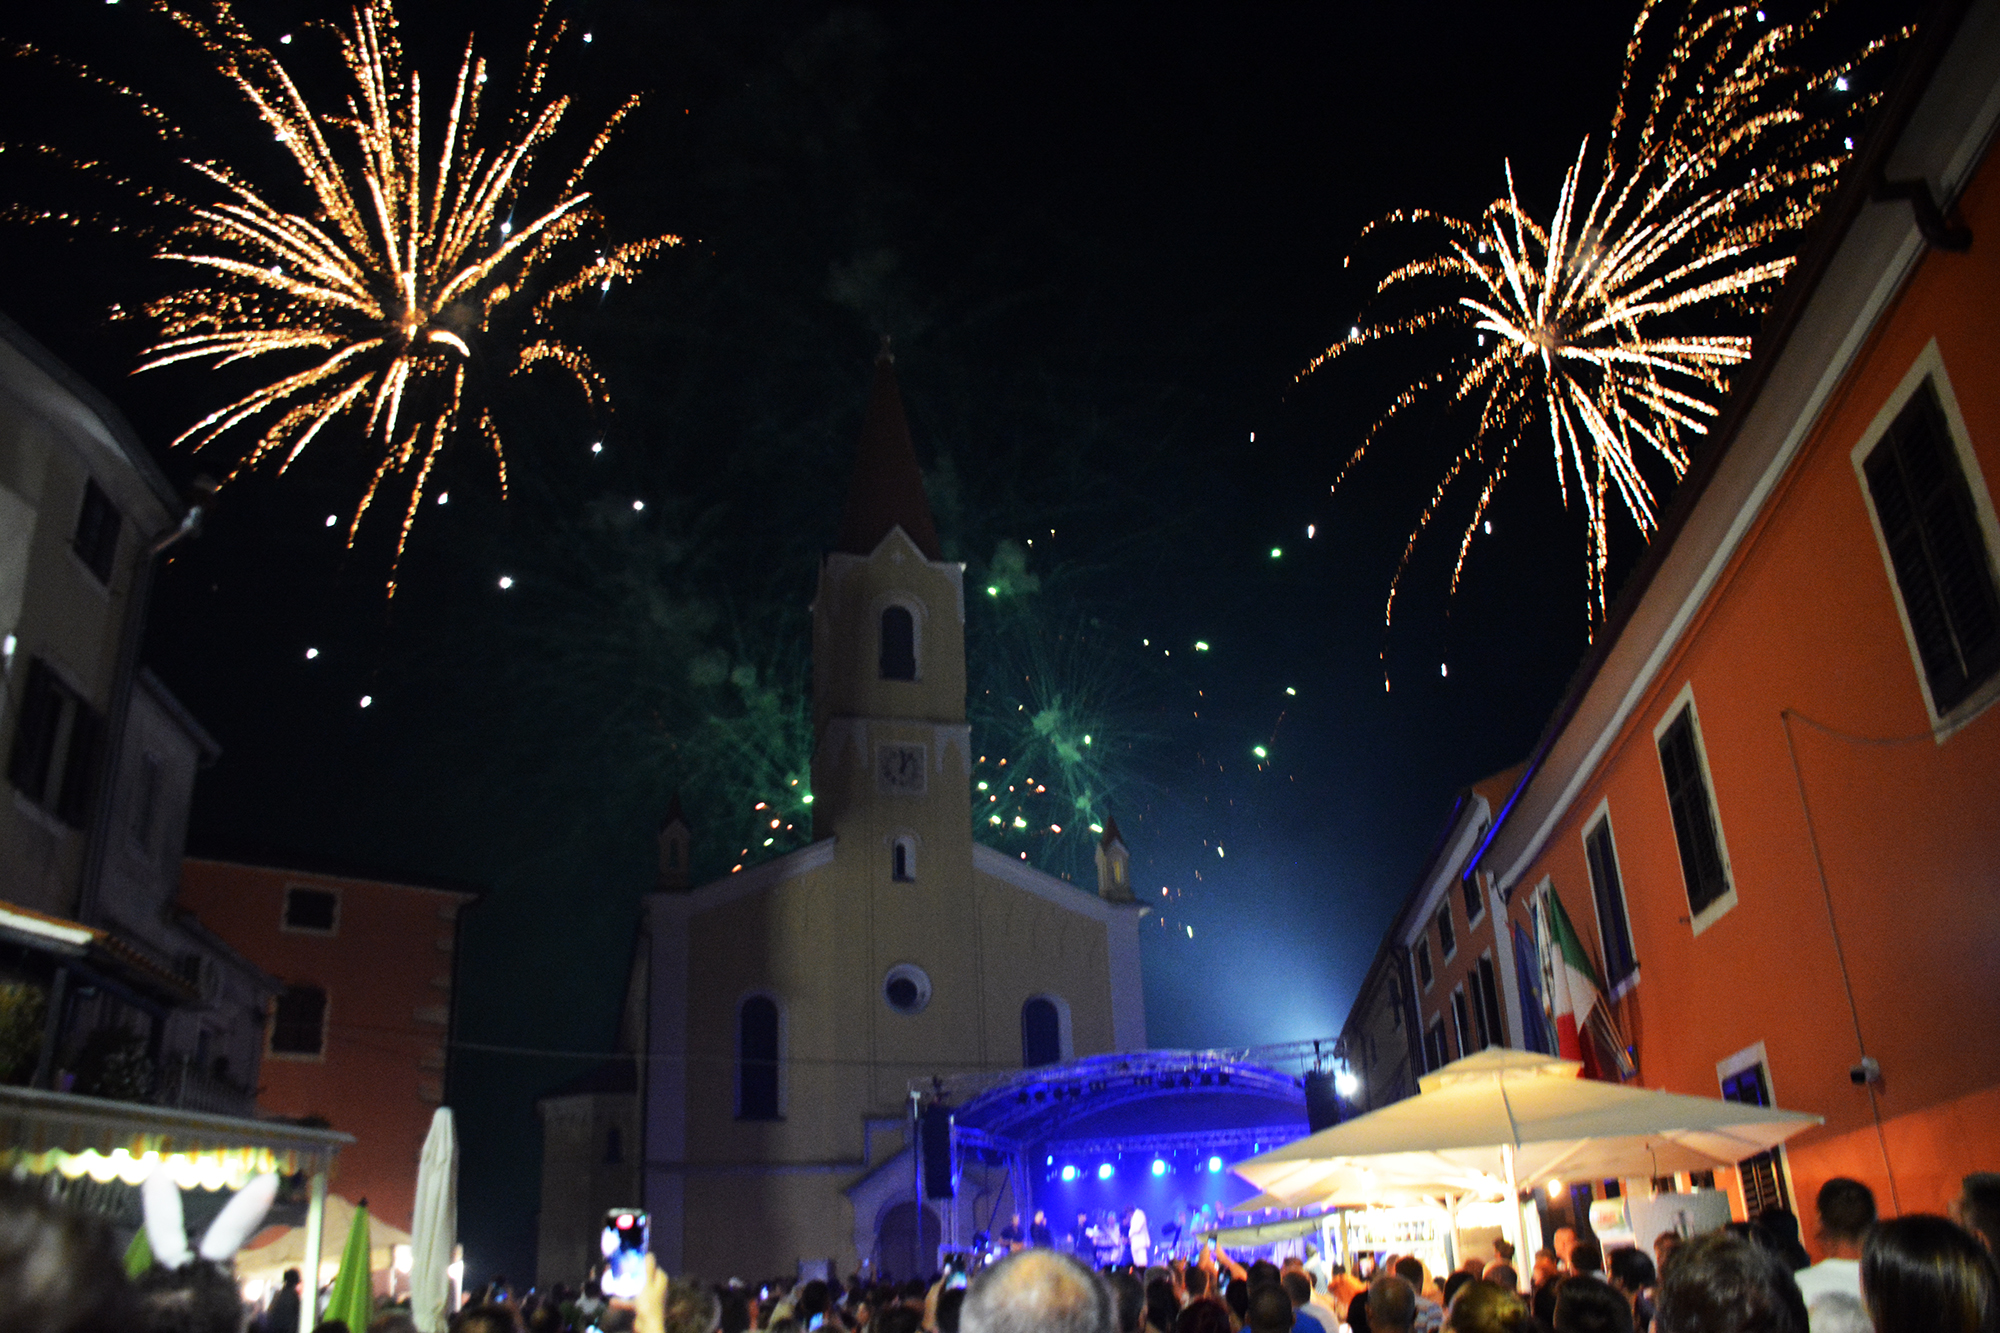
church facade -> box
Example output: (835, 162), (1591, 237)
(637, 356), (1146, 1279)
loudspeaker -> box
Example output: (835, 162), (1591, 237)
(921, 1105), (955, 1197)
(1303, 1070), (1341, 1132)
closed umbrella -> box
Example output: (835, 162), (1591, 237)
(410, 1106), (459, 1333)
(323, 1198), (375, 1333)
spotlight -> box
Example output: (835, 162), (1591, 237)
(1548, 1179), (1564, 1198)
(1151, 1159), (1168, 1177)
(1207, 1156), (1224, 1174)
(1335, 1070), (1361, 1098)
(1097, 1163), (1115, 1181)
(1061, 1165), (1078, 1183)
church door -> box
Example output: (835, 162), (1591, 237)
(874, 1201), (941, 1282)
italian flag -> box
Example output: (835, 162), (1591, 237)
(1541, 888), (1606, 1077)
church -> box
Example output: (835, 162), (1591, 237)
(632, 353), (1148, 1280)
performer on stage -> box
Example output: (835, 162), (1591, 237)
(1128, 1206), (1151, 1267)
(1030, 1210), (1055, 1248)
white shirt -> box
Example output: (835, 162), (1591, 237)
(1794, 1258), (1862, 1306)
(1128, 1209), (1150, 1265)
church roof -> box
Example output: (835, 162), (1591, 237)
(834, 352), (943, 561)
(1100, 816), (1125, 848)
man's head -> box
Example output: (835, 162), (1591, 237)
(284, 1268), (302, 1290)
(1553, 1228), (1579, 1264)
(1607, 1248), (1655, 1297)
(1651, 1233), (1682, 1273)
(1569, 1241), (1604, 1277)
(1281, 1271), (1313, 1310)
(1551, 1275), (1632, 1333)
(1109, 1271), (1145, 1333)
(1367, 1275), (1417, 1333)
(1493, 1240), (1515, 1264)
(1247, 1261), (1282, 1288)
(1392, 1256), (1425, 1290)
(1482, 1264), (1519, 1294)
(962, 1251), (1115, 1333)
(1246, 1283), (1295, 1333)
(1813, 1178), (1876, 1254)
(1035, 1211), (1048, 1227)
(1653, 1231), (1805, 1333)
(1953, 1173), (2000, 1256)
(1183, 1268), (1210, 1300)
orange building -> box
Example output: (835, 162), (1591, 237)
(177, 858), (476, 1232)
(1468, 2), (2000, 1235)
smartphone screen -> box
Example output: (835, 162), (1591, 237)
(599, 1209), (650, 1299)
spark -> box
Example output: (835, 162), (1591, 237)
(1308, 0), (1899, 637)
(304, 647), (318, 659)
(16, 0), (680, 591)
(359, 694), (372, 707)
(497, 574), (514, 589)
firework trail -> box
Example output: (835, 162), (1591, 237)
(6, 0), (677, 591)
(1310, 0), (1903, 655)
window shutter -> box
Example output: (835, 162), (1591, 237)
(1585, 819), (1637, 988)
(1658, 710), (1728, 916)
(1864, 385), (2000, 711)
(7, 659), (63, 802)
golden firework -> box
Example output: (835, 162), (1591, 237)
(1312, 0), (1903, 650)
(12, 0), (677, 592)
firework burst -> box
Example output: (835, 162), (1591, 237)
(1311, 0), (1902, 650)
(8, 0), (677, 591)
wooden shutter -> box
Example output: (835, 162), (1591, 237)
(1658, 709), (1728, 916)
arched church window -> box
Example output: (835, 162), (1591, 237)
(880, 606), (916, 680)
(1021, 997), (1061, 1067)
(737, 994), (782, 1120)
(892, 837), (916, 882)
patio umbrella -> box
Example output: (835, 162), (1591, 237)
(1233, 1049), (1821, 1252)
(322, 1198), (374, 1333)
(410, 1106), (459, 1333)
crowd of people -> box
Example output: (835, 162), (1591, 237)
(4, 1172), (1999, 1333)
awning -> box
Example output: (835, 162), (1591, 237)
(1199, 1209), (1341, 1246)
(0, 898), (200, 1004)
(0, 1085), (352, 1186)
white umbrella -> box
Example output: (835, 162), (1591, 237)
(237, 1194), (413, 1284)
(409, 1107), (459, 1333)
(1233, 1049), (1821, 1255)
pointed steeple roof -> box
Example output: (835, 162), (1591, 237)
(1099, 816), (1125, 849)
(834, 347), (943, 561)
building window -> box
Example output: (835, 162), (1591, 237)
(1583, 810), (1638, 991)
(1450, 986), (1472, 1059)
(6, 658), (103, 827)
(73, 480), (121, 584)
(283, 887), (340, 934)
(1436, 903), (1456, 960)
(270, 984), (328, 1057)
(880, 606), (916, 681)
(1022, 998), (1061, 1067)
(1720, 1060), (1790, 1215)
(1424, 1015), (1448, 1072)
(1860, 378), (2000, 714)
(892, 837), (916, 883)
(1414, 938), (1434, 991)
(1656, 697), (1734, 931)
(737, 995), (781, 1120)
(1461, 868), (1484, 925)
(1474, 955), (1504, 1050)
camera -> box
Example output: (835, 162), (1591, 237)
(1850, 1057), (1882, 1086)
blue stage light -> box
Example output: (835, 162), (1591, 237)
(1097, 1163), (1115, 1180)
(1061, 1165), (1078, 1182)
(1151, 1159), (1168, 1176)
(1207, 1156), (1224, 1173)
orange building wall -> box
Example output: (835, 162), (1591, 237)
(1502, 143), (2000, 1237)
(177, 859), (473, 1232)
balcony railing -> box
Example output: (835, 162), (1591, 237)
(154, 1055), (257, 1119)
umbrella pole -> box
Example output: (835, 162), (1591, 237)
(1501, 1144), (1528, 1289)
(300, 1170), (328, 1333)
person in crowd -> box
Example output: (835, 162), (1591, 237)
(1223, 1279), (1250, 1333)
(1146, 1278), (1180, 1332)
(1955, 1175), (2000, 1257)
(999, 1214), (1025, 1251)
(450, 1306), (525, 1333)
(1282, 1271), (1334, 1333)
(262, 1268), (304, 1333)
(1446, 1281), (1530, 1333)
(937, 1287), (968, 1333)
(1176, 1298), (1232, 1333)
(875, 1307), (923, 1333)
(1801, 1293), (1869, 1333)
(1246, 1283), (1296, 1333)
(1493, 1242), (1516, 1267)
(1442, 1272), (1475, 1309)
(0, 1179), (132, 1333)
(1481, 1263), (1518, 1295)
(962, 1249), (1116, 1333)
(1570, 1242), (1605, 1280)
(1757, 1210), (1812, 1273)
(1366, 1275), (1418, 1333)
(1552, 1230), (1579, 1275)
(1650, 1234), (1681, 1279)
(1111, 1271), (1147, 1333)
(1346, 1272), (1375, 1333)
(1861, 1213), (2000, 1333)
(1392, 1258), (1442, 1333)
(1532, 1250), (1565, 1328)
(1795, 1177), (1874, 1309)
(1186, 1269), (1212, 1302)
(1653, 1230), (1807, 1333)
(1607, 1246), (1657, 1333)
(1552, 1275), (1632, 1333)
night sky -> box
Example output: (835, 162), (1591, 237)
(0, 0), (1915, 1281)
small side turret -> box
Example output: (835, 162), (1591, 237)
(1096, 816), (1136, 904)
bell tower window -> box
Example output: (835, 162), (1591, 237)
(880, 605), (916, 680)
(892, 836), (917, 882)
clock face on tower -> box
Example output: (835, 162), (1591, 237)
(876, 743), (927, 795)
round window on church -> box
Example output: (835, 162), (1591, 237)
(883, 964), (932, 1015)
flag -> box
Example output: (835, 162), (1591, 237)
(323, 1198), (375, 1333)
(1510, 920), (1552, 1056)
(1540, 886), (1607, 1075)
